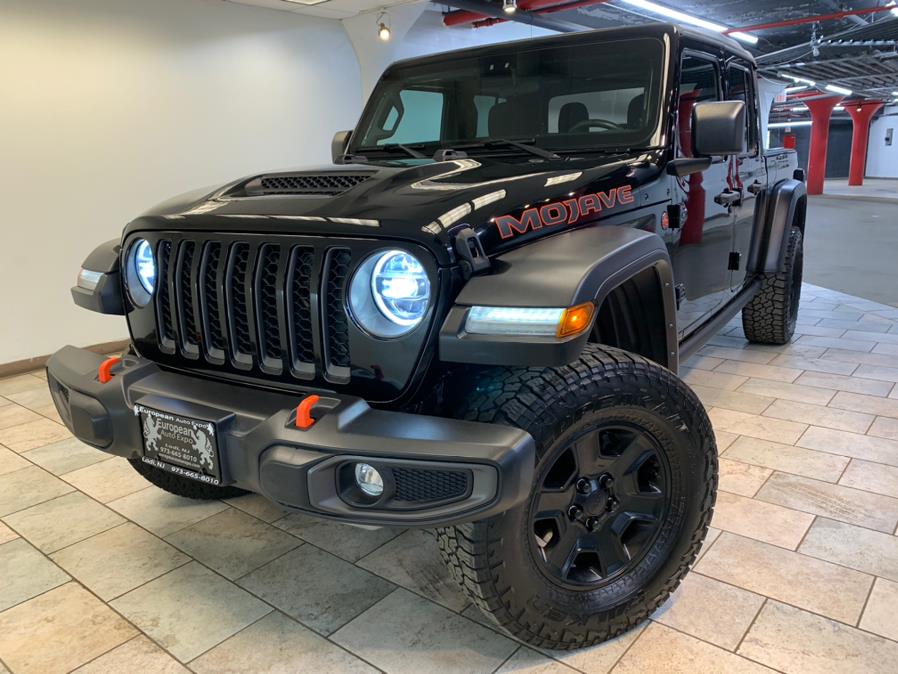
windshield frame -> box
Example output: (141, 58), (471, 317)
(349, 32), (672, 158)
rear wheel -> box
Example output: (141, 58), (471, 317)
(742, 226), (803, 344)
(128, 458), (247, 500)
(437, 345), (717, 650)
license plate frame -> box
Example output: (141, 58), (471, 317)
(135, 404), (222, 486)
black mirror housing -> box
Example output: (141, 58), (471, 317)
(332, 130), (353, 164)
(692, 101), (746, 157)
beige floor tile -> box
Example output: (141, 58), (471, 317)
(0, 465), (73, 517)
(332, 588), (517, 674)
(0, 583), (136, 674)
(738, 600), (898, 674)
(238, 545), (394, 635)
(166, 508), (300, 580)
(690, 385), (774, 415)
(869, 415), (898, 441)
(274, 511), (401, 563)
(839, 459), (898, 497)
(542, 624), (647, 674)
(769, 354), (857, 375)
(714, 430), (739, 451)
(0, 417), (70, 452)
(695, 533), (873, 624)
(7, 387), (54, 412)
(652, 573), (764, 649)
(737, 378), (837, 405)
(108, 487), (228, 537)
(763, 399), (873, 433)
(708, 408), (807, 444)
(0, 403), (42, 430)
(718, 458), (772, 497)
(724, 436), (848, 481)
(681, 354), (725, 371)
(699, 346), (776, 364)
(496, 648), (579, 674)
(854, 363), (898, 383)
(715, 360), (803, 383)
(797, 426), (898, 467)
(73, 635), (190, 674)
(757, 472), (898, 533)
(859, 578), (898, 642)
(796, 335), (875, 353)
(0, 375), (48, 397)
(357, 529), (469, 612)
(798, 517), (898, 582)
(23, 437), (110, 475)
(696, 526), (721, 563)
(711, 491), (813, 549)
(0, 521), (17, 544)
(4, 491), (124, 553)
(0, 445), (29, 476)
(795, 371), (891, 396)
(50, 523), (189, 600)
(65, 457), (157, 503)
(111, 562), (271, 662)
(224, 492), (287, 523)
(36, 403), (63, 424)
(830, 390), (898, 419)
(190, 611), (376, 674)
(821, 348), (898, 369)
(0, 538), (70, 611)
(683, 368), (749, 391)
(613, 623), (774, 674)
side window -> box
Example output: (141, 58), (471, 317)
(376, 89), (444, 145)
(725, 64), (758, 155)
(678, 55), (720, 157)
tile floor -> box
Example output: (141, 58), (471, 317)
(1, 283), (898, 673)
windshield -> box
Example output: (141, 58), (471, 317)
(352, 37), (665, 156)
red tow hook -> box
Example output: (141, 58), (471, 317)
(295, 394), (321, 430)
(97, 357), (122, 384)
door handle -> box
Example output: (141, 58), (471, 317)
(714, 189), (741, 207)
(746, 180), (765, 195)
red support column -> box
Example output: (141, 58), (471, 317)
(846, 100), (885, 186)
(804, 95), (844, 195)
(783, 134), (796, 149)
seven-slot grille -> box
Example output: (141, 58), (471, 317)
(154, 238), (352, 382)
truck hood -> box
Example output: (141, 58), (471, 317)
(126, 152), (665, 265)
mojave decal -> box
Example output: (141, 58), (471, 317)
(494, 185), (635, 240)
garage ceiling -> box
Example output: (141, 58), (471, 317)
(227, 0), (418, 19)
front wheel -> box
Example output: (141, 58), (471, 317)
(437, 345), (717, 650)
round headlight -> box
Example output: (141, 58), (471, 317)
(349, 249), (431, 338)
(125, 239), (157, 307)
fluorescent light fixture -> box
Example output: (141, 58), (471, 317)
(834, 105), (845, 111)
(282, 0), (329, 4)
(77, 269), (104, 291)
(889, 1), (898, 16)
(892, 91), (898, 96)
(618, 0), (758, 45)
(769, 121), (813, 128)
(824, 84), (852, 96)
(784, 85), (808, 94)
(466, 306), (565, 337)
(790, 106), (806, 112)
(779, 72), (816, 87)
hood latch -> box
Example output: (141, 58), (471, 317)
(454, 227), (490, 279)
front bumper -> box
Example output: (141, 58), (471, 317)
(46, 346), (535, 527)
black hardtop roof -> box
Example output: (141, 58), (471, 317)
(386, 22), (755, 74)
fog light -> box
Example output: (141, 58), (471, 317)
(354, 463), (384, 497)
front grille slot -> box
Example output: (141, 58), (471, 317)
(156, 240), (175, 352)
(255, 244), (284, 373)
(200, 242), (226, 361)
(287, 246), (316, 377)
(323, 248), (351, 381)
(175, 241), (200, 357)
(226, 243), (254, 366)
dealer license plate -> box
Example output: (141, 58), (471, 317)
(135, 405), (222, 486)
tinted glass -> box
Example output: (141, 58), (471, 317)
(677, 55), (720, 157)
(726, 65), (757, 153)
(354, 37), (665, 153)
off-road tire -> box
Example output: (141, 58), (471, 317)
(128, 458), (248, 500)
(742, 226), (803, 344)
(436, 344), (717, 650)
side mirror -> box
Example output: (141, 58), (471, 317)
(331, 130), (352, 164)
(692, 101), (746, 156)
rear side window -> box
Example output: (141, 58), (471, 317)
(726, 64), (758, 154)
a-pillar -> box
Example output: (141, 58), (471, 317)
(804, 95), (844, 195)
(846, 100), (884, 186)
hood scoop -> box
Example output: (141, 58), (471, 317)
(240, 172), (373, 197)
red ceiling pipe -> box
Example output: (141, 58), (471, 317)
(804, 95), (844, 195)
(846, 101), (885, 186)
(723, 6), (894, 35)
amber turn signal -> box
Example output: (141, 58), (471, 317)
(557, 302), (595, 338)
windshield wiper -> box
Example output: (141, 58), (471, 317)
(482, 138), (562, 161)
(377, 143), (428, 159)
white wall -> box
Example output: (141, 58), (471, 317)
(0, 0), (362, 364)
(867, 105), (898, 178)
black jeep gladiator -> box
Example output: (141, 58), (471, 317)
(48, 24), (804, 649)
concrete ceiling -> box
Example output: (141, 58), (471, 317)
(226, 0), (423, 20)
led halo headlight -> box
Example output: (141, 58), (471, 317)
(349, 249), (431, 338)
(125, 238), (157, 307)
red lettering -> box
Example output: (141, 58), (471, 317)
(578, 194), (601, 217)
(495, 209), (541, 239)
(539, 203), (567, 227)
(562, 199), (581, 224)
(598, 189), (618, 209)
(618, 185), (635, 204)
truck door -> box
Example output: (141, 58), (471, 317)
(669, 52), (734, 336)
(725, 61), (765, 292)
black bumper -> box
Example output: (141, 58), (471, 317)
(46, 346), (535, 527)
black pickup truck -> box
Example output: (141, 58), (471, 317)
(48, 23), (805, 650)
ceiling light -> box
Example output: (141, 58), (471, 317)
(376, 11), (391, 41)
(779, 72), (816, 87)
(889, 1), (898, 17)
(834, 105), (845, 111)
(618, 0), (758, 45)
(502, 0), (517, 14)
(790, 106), (806, 112)
(825, 84), (853, 96)
(784, 85), (808, 93)
(769, 121), (813, 128)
